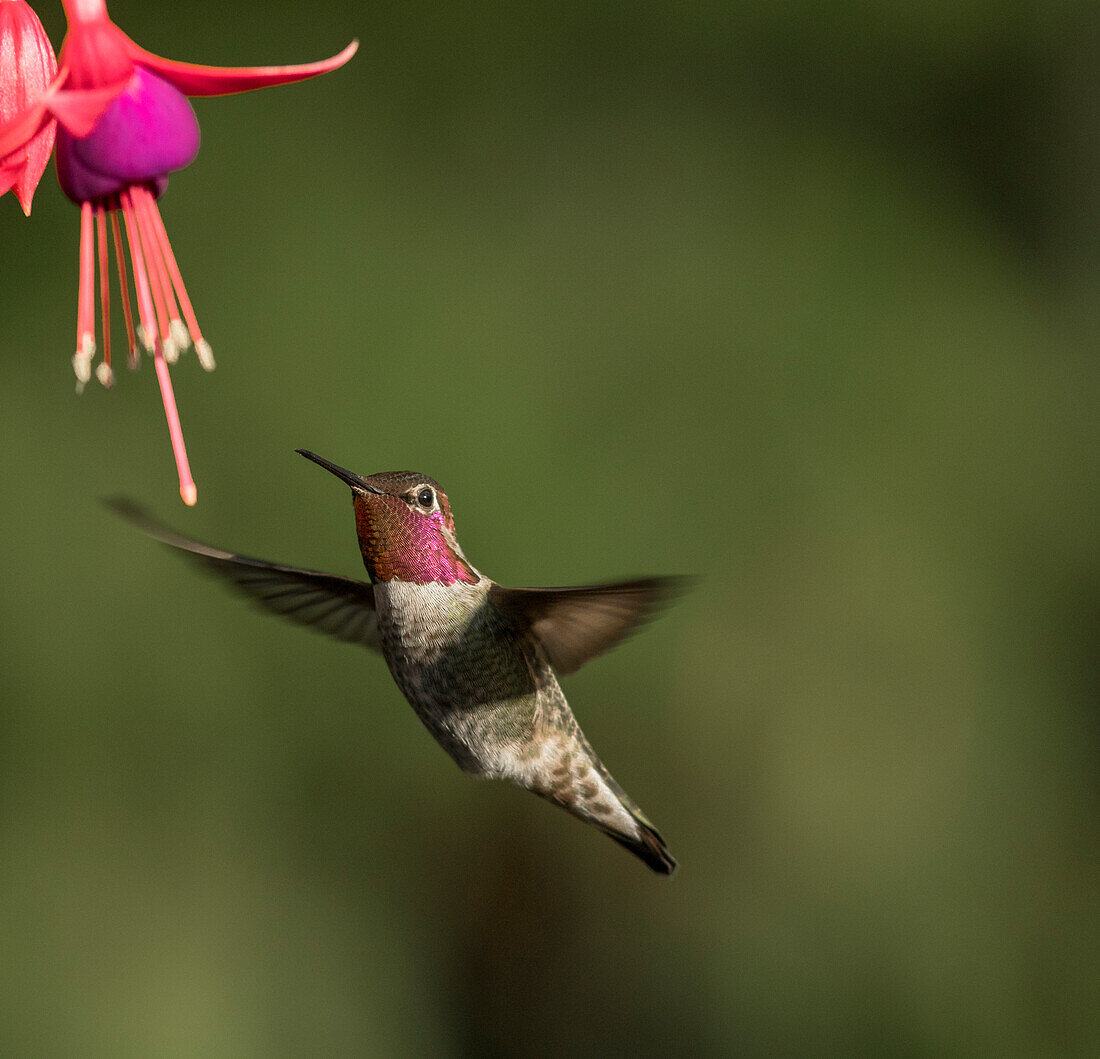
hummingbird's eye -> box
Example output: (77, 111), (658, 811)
(416, 487), (435, 508)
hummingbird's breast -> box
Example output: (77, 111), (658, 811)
(374, 581), (652, 853)
(373, 579), (550, 776)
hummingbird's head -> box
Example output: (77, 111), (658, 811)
(297, 450), (478, 585)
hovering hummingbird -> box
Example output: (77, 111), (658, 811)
(114, 450), (685, 874)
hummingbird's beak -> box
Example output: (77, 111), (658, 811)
(296, 449), (383, 493)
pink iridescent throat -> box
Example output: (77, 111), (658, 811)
(355, 501), (477, 586)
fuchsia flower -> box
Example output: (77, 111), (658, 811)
(0, 0), (356, 504)
(0, 0), (57, 213)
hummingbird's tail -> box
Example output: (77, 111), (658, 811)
(529, 732), (678, 876)
(601, 809), (677, 876)
(578, 734), (677, 876)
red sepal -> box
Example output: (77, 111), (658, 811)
(124, 38), (358, 98)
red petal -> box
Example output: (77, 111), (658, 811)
(122, 38), (358, 97)
(13, 116), (55, 213)
(0, 97), (49, 159)
(0, 0), (59, 209)
(0, 164), (18, 199)
(0, 0), (58, 114)
(47, 74), (131, 136)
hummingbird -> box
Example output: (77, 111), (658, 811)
(113, 450), (684, 874)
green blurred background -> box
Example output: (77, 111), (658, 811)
(2, 0), (1098, 1053)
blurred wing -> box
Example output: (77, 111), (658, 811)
(489, 577), (689, 675)
(109, 498), (381, 652)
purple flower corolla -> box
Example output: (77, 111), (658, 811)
(56, 65), (198, 202)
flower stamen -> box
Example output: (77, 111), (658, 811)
(109, 211), (138, 367)
(119, 189), (156, 352)
(129, 189), (193, 361)
(141, 186), (214, 370)
(94, 204), (114, 388)
(73, 200), (95, 391)
(118, 187), (196, 505)
(129, 189), (175, 361)
(134, 188), (182, 363)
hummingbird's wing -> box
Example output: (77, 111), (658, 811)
(488, 577), (688, 675)
(109, 499), (381, 652)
